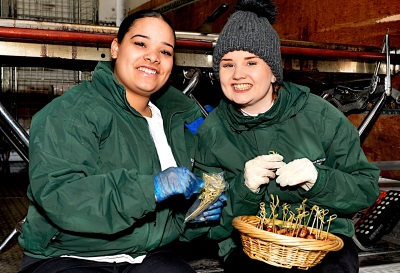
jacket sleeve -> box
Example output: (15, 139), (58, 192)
(302, 112), (380, 215)
(28, 112), (158, 235)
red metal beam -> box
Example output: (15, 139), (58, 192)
(280, 46), (396, 62)
(0, 26), (114, 44)
(0, 26), (398, 63)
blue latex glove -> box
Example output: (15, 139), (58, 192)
(154, 167), (204, 203)
(191, 193), (227, 223)
(185, 117), (204, 135)
(185, 105), (215, 134)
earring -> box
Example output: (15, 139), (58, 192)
(272, 76), (276, 83)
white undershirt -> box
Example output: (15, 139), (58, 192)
(240, 101), (275, 116)
(62, 102), (177, 264)
(145, 102), (177, 171)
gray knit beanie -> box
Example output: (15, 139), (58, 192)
(213, 0), (283, 84)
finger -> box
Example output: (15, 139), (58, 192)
(250, 173), (271, 185)
(248, 155), (265, 164)
(263, 161), (286, 170)
(206, 200), (223, 210)
(261, 154), (284, 162)
(187, 171), (204, 186)
(276, 164), (290, 176)
(276, 172), (303, 186)
(276, 163), (305, 182)
(255, 157), (286, 169)
(276, 175), (290, 187)
(267, 171), (276, 179)
(192, 215), (207, 222)
(275, 168), (293, 186)
(256, 176), (270, 186)
(287, 161), (305, 173)
(196, 178), (205, 189)
(219, 193), (227, 203)
(256, 168), (277, 179)
(203, 207), (222, 218)
(203, 214), (221, 221)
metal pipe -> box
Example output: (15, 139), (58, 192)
(357, 92), (387, 142)
(0, 26), (114, 44)
(176, 39), (213, 50)
(0, 102), (29, 160)
(368, 36), (386, 94)
(181, 68), (209, 117)
(154, 0), (199, 14)
(205, 3), (229, 23)
(93, 0), (99, 25)
(385, 33), (391, 96)
(0, 103), (29, 148)
(0, 126), (28, 162)
(280, 46), (398, 63)
(0, 218), (25, 252)
(0, 26), (400, 62)
(0, 229), (18, 252)
(0, 26), (214, 49)
(182, 68), (201, 95)
(189, 94), (209, 117)
(116, 0), (126, 27)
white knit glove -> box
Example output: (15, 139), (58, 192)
(276, 158), (318, 191)
(244, 154), (286, 193)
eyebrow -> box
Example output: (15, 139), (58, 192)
(131, 34), (174, 49)
(221, 55), (258, 61)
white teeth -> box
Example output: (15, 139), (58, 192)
(138, 67), (156, 74)
(233, 84), (251, 90)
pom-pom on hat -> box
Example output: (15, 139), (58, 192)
(213, 0), (283, 83)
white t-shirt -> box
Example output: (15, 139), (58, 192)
(145, 102), (177, 171)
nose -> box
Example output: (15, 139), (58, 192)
(232, 66), (246, 80)
(144, 50), (160, 63)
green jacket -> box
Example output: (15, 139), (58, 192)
(19, 61), (205, 259)
(194, 81), (380, 259)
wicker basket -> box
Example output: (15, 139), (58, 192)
(232, 215), (344, 270)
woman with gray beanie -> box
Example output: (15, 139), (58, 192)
(194, 0), (380, 272)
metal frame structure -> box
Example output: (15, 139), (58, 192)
(0, 19), (399, 71)
(1, 0), (98, 24)
(0, 18), (400, 253)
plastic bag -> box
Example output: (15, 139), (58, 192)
(184, 172), (227, 223)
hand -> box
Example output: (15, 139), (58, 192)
(244, 154), (286, 193)
(191, 193), (227, 223)
(276, 158), (318, 191)
(185, 117), (204, 135)
(154, 167), (204, 202)
(184, 105), (215, 134)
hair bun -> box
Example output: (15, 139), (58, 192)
(234, 0), (277, 24)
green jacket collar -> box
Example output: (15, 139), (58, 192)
(219, 82), (310, 133)
(91, 61), (130, 111)
(92, 61), (201, 123)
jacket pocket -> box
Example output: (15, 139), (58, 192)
(20, 204), (60, 253)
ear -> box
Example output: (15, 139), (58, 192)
(110, 38), (119, 59)
(271, 75), (276, 83)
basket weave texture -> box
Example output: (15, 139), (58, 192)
(232, 215), (344, 270)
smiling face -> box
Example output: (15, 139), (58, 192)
(219, 50), (276, 114)
(110, 17), (175, 106)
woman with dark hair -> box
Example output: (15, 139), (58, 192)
(194, 0), (380, 272)
(18, 10), (224, 273)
